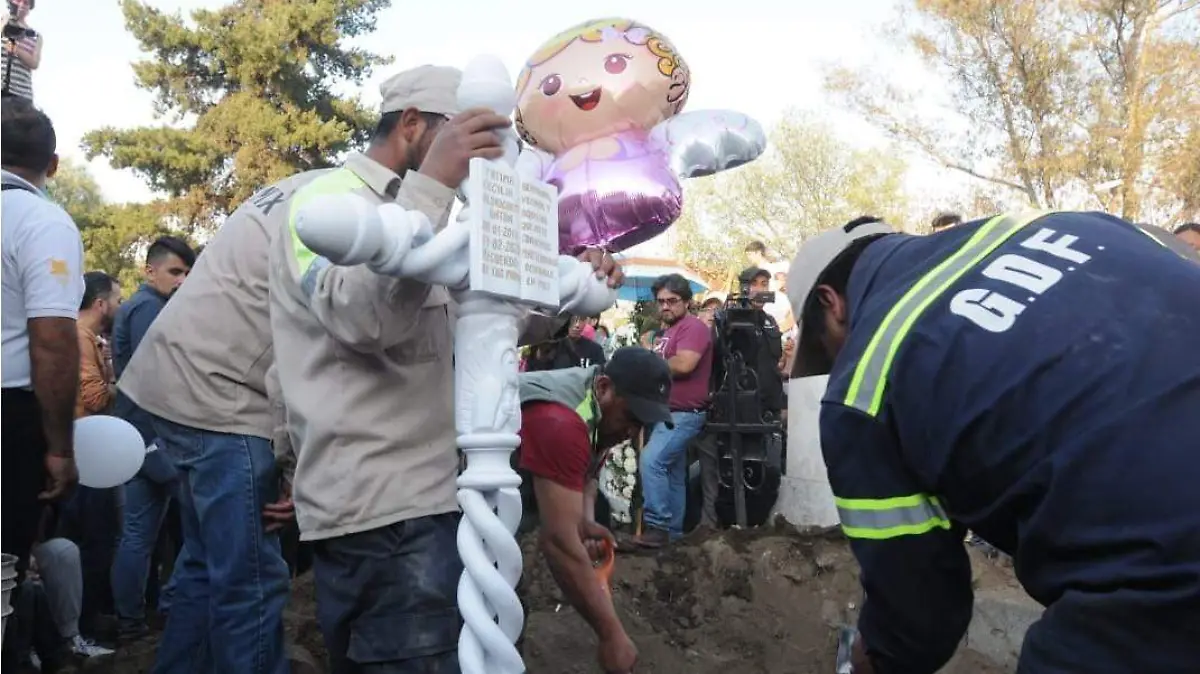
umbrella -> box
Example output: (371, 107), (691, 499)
(613, 256), (709, 303)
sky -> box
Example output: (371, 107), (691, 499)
(34, 0), (970, 251)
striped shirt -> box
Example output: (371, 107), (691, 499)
(1, 29), (38, 100)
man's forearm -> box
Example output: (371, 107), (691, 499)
(29, 318), (81, 457)
(541, 534), (625, 640)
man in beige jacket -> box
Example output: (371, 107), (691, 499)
(269, 64), (623, 673)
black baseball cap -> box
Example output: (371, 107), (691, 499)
(739, 266), (771, 285)
(602, 347), (674, 428)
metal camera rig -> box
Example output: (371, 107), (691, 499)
(705, 282), (785, 527)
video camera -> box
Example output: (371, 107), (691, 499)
(704, 278), (785, 528)
(2, 23), (32, 40)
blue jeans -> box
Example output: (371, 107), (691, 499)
(112, 453), (178, 630)
(115, 402), (180, 625)
(149, 415), (290, 674)
(640, 411), (707, 538)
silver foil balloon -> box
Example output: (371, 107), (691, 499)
(518, 109), (768, 254)
(650, 109), (768, 180)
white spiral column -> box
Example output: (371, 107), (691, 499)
(451, 294), (526, 674)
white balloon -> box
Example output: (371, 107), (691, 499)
(74, 415), (146, 489)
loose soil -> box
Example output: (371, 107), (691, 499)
(94, 524), (1021, 673)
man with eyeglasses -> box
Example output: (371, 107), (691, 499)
(625, 273), (713, 548)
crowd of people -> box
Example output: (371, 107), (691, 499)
(1, 95), (200, 670)
(3, 25), (1200, 673)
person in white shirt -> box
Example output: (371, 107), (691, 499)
(1, 98), (85, 603)
(744, 240), (794, 332)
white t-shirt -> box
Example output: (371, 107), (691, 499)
(760, 260), (793, 330)
(2, 170), (86, 388)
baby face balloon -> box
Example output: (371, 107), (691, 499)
(515, 18), (767, 254)
(516, 19), (690, 154)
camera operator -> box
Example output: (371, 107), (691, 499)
(693, 267), (786, 529)
(1, 0), (40, 101)
(733, 267), (785, 408)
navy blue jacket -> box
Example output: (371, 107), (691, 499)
(111, 283), (168, 421)
(820, 212), (1200, 672)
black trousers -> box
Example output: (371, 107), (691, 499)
(1, 389), (50, 578)
(1, 388), (51, 671)
(56, 484), (119, 629)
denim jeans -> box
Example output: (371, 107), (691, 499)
(313, 513), (462, 673)
(112, 453), (179, 631)
(149, 415), (290, 674)
(640, 411), (707, 538)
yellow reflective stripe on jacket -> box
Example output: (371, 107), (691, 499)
(287, 168), (367, 275)
(843, 210), (1053, 416)
(835, 494), (951, 540)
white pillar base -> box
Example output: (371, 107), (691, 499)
(773, 376), (840, 528)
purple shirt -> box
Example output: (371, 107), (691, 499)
(655, 314), (713, 411)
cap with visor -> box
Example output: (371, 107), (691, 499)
(785, 219), (894, 378)
(602, 347), (675, 429)
(378, 65), (463, 117)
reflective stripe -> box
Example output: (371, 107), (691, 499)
(843, 210), (1052, 416)
(575, 390), (597, 427)
(287, 169), (367, 275)
(835, 494), (951, 540)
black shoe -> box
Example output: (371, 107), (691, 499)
(117, 621), (151, 644)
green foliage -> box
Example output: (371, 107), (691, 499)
(827, 0), (1200, 224)
(629, 301), (661, 340)
(672, 111), (910, 285)
(82, 0), (392, 232)
(47, 160), (177, 295)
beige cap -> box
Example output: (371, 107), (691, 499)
(379, 65), (463, 117)
(786, 219), (894, 378)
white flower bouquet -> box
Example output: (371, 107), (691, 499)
(612, 323), (641, 349)
(598, 439), (639, 525)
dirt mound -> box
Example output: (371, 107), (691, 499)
(99, 525), (1015, 673)
(521, 523), (1008, 673)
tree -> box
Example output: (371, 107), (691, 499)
(45, 158), (106, 229)
(82, 0), (392, 234)
(671, 111), (910, 287)
(47, 160), (174, 293)
(826, 0), (1200, 224)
